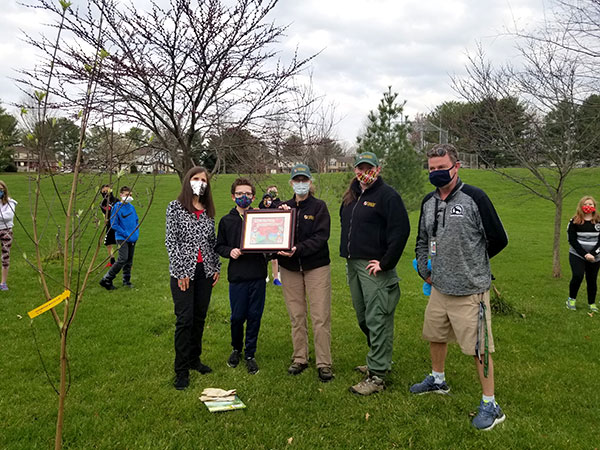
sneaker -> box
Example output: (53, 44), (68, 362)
(273, 278), (282, 286)
(287, 362), (308, 375)
(409, 374), (450, 395)
(349, 375), (385, 395)
(99, 278), (116, 290)
(227, 350), (241, 368)
(318, 367), (334, 382)
(123, 281), (134, 288)
(472, 400), (506, 430)
(590, 304), (599, 313)
(246, 357), (259, 375)
(354, 365), (368, 375)
(190, 360), (212, 374)
(0, 283), (8, 291)
(566, 298), (576, 310)
(173, 372), (190, 390)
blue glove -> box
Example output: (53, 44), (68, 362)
(413, 258), (432, 296)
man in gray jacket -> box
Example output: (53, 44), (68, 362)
(411, 144), (508, 431)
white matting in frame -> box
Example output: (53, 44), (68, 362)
(240, 209), (296, 252)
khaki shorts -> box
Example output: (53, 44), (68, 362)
(422, 287), (495, 355)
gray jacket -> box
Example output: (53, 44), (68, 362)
(415, 179), (508, 296)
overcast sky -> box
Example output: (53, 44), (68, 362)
(0, 0), (550, 146)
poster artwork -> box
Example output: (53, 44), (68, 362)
(249, 217), (285, 245)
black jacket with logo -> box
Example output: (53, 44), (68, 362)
(216, 208), (268, 283)
(339, 176), (410, 271)
(277, 194), (331, 272)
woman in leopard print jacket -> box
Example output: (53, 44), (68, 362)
(165, 166), (221, 390)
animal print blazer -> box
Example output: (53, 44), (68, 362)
(165, 200), (221, 280)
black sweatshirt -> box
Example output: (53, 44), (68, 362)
(339, 176), (410, 271)
(216, 208), (268, 282)
(277, 194), (331, 272)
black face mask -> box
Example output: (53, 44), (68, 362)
(429, 165), (455, 188)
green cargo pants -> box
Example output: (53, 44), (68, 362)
(347, 259), (400, 377)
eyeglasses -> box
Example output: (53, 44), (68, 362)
(234, 192), (253, 198)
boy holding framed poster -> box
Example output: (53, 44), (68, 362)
(215, 178), (268, 375)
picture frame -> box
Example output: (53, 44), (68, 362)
(240, 209), (296, 253)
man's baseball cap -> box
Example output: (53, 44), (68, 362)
(354, 152), (379, 167)
(290, 163), (312, 179)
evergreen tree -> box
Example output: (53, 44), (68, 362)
(0, 105), (20, 171)
(356, 87), (425, 210)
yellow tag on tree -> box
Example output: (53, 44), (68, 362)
(28, 290), (71, 319)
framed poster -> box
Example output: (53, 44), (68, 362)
(240, 209), (296, 252)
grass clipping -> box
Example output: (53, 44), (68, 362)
(490, 284), (520, 316)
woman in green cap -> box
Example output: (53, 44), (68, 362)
(340, 152), (410, 395)
(277, 164), (334, 383)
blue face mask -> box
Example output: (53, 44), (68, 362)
(0, 190), (4, 199)
(429, 165), (455, 188)
(235, 195), (252, 209)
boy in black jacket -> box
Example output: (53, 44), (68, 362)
(216, 178), (268, 374)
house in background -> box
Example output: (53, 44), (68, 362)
(325, 156), (353, 172)
(12, 145), (59, 172)
(127, 146), (175, 174)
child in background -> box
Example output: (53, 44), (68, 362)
(216, 178), (268, 374)
(100, 186), (139, 290)
(100, 184), (117, 267)
(259, 185), (282, 286)
(566, 195), (600, 313)
(0, 180), (17, 291)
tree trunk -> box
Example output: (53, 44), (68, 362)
(54, 328), (68, 450)
(552, 196), (563, 278)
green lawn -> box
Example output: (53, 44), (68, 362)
(1, 168), (598, 449)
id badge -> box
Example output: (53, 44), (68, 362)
(430, 240), (437, 256)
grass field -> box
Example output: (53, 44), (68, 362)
(1, 168), (599, 449)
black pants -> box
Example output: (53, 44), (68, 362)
(229, 278), (266, 358)
(171, 263), (213, 374)
(569, 253), (600, 304)
(104, 240), (135, 283)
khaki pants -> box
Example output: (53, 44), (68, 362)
(280, 265), (332, 368)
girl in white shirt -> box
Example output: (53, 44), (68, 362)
(0, 180), (17, 291)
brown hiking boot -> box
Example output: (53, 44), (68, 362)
(349, 375), (385, 395)
(318, 367), (334, 382)
(288, 362), (308, 375)
(354, 365), (368, 375)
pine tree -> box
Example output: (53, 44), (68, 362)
(356, 87), (425, 210)
(0, 105), (19, 171)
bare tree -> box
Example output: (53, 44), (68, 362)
(258, 76), (340, 172)
(454, 34), (599, 277)
(543, 1), (600, 62)
(19, 0), (317, 179)
(16, 2), (157, 448)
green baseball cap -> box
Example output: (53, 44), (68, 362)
(290, 163), (311, 179)
(354, 151), (379, 167)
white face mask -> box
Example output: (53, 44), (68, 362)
(121, 195), (133, 203)
(292, 181), (311, 196)
(190, 180), (207, 196)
